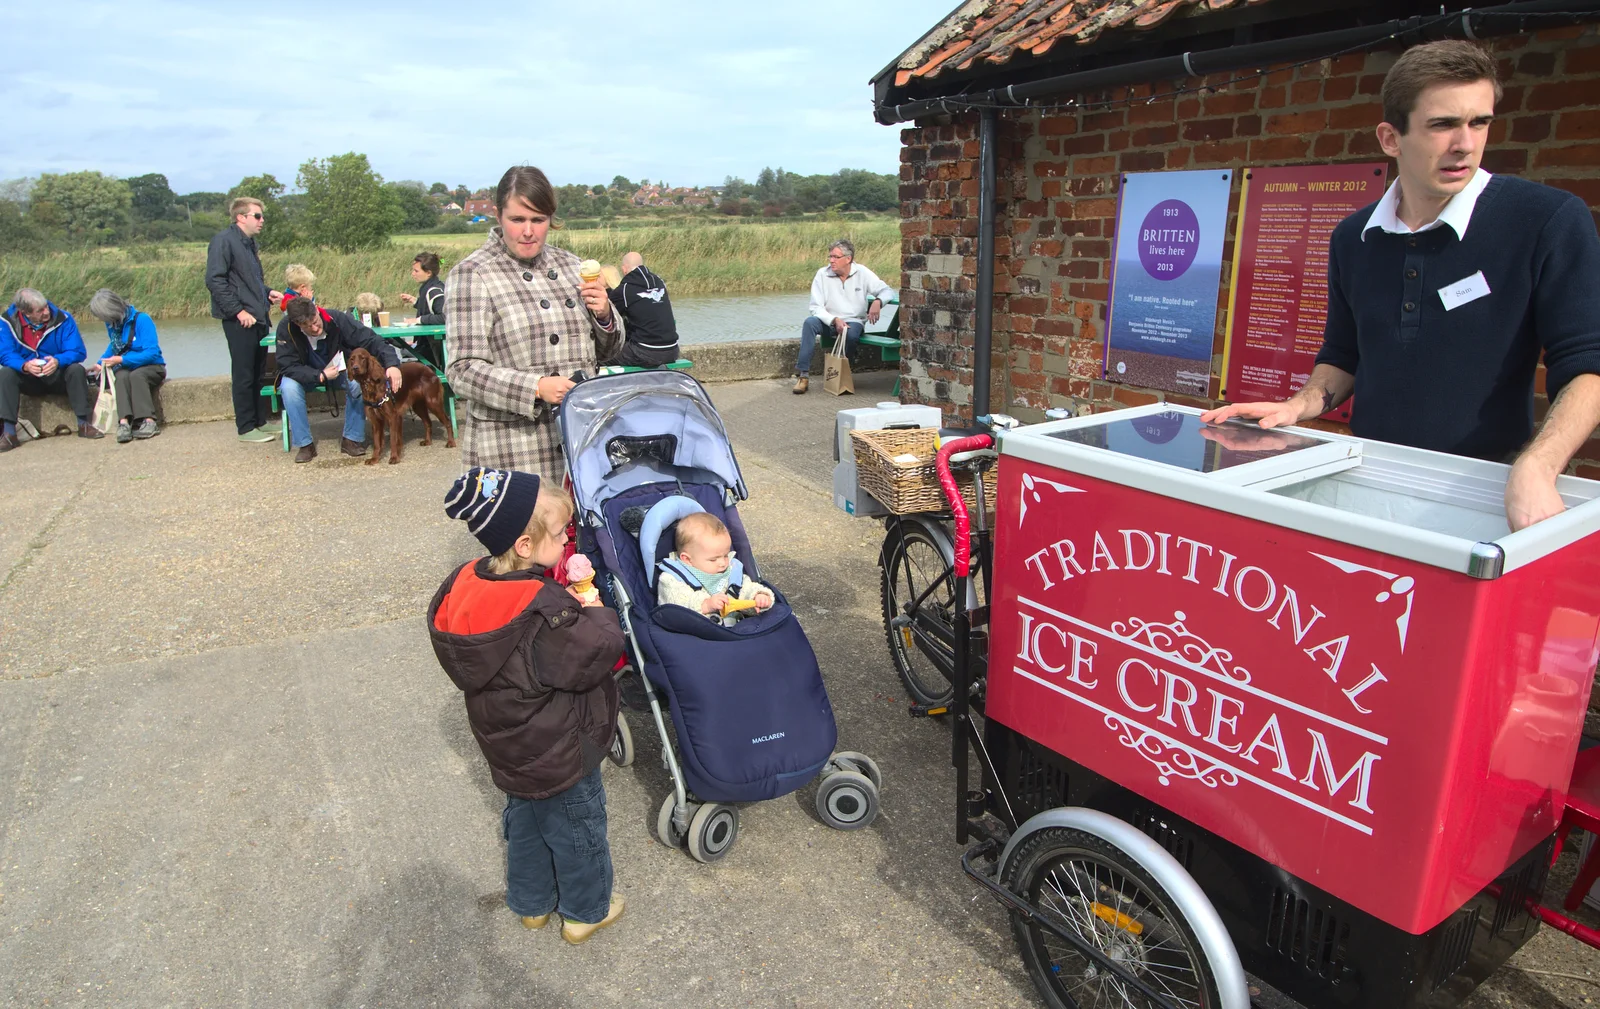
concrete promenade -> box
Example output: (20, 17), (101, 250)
(2, 370), (1595, 1007)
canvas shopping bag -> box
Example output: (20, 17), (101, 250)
(91, 365), (118, 433)
(823, 332), (854, 396)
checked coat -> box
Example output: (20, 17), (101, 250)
(445, 230), (622, 481)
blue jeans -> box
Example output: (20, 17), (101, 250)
(280, 375), (365, 449)
(796, 316), (862, 376)
(502, 766), (613, 924)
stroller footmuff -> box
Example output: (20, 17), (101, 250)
(560, 371), (883, 861)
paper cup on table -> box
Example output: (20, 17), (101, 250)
(377, 311), (390, 327)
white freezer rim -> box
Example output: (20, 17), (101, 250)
(998, 403), (1600, 578)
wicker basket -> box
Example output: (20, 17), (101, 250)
(850, 427), (998, 516)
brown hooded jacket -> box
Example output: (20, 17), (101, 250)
(429, 558), (623, 799)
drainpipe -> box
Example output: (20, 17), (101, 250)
(973, 108), (996, 417)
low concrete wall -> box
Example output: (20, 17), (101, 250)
(691, 338), (894, 384)
(19, 376), (234, 433)
(17, 340), (897, 428)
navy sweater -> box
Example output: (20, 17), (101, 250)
(1315, 175), (1600, 461)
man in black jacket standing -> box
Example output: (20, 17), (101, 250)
(206, 198), (281, 443)
(276, 295), (402, 463)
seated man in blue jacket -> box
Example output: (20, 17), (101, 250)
(275, 295), (402, 463)
(0, 287), (102, 451)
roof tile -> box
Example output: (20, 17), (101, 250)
(894, 0), (1272, 81)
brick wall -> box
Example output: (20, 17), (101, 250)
(897, 24), (1600, 474)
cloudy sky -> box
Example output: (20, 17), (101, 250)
(1, 1), (955, 195)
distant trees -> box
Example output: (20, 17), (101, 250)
(715, 168), (896, 216)
(31, 171), (131, 243)
(0, 157), (899, 256)
(296, 153), (401, 252)
(127, 173), (180, 222)
(177, 191), (227, 215)
(385, 180), (440, 231)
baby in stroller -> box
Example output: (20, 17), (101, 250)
(657, 511), (774, 621)
(559, 369), (884, 863)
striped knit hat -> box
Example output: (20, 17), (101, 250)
(444, 468), (540, 555)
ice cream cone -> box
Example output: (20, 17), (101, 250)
(578, 259), (602, 284)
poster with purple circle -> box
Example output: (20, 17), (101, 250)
(1105, 170), (1233, 396)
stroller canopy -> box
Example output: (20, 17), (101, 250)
(559, 371), (747, 522)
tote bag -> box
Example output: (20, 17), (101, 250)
(91, 366), (118, 433)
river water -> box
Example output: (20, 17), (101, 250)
(140, 292), (810, 379)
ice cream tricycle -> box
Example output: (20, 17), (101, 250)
(850, 403), (1600, 1009)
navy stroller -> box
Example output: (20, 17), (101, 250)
(560, 370), (882, 862)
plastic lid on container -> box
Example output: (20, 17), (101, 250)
(877, 402), (901, 410)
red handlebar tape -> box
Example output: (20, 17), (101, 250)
(935, 434), (995, 577)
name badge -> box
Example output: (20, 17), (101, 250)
(1438, 270), (1490, 311)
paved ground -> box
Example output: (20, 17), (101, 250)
(2, 373), (1597, 1007)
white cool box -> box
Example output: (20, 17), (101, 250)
(832, 402), (942, 517)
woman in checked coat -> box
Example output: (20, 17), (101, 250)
(445, 166), (622, 480)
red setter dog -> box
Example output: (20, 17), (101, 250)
(347, 347), (456, 465)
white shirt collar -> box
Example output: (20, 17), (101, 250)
(1362, 168), (1492, 241)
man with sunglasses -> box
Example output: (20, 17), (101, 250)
(0, 287), (98, 450)
(206, 198), (283, 443)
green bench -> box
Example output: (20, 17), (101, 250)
(595, 358), (695, 376)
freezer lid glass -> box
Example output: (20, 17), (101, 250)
(1047, 410), (1328, 474)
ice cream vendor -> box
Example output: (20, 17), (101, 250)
(1206, 40), (1600, 531)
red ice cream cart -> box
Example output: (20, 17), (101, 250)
(924, 404), (1600, 1009)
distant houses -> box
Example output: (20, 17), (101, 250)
(630, 184), (721, 208)
(440, 201), (463, 216)
(462, 197), (495, 217)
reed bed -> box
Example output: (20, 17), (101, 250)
(0, 218), (900, 319)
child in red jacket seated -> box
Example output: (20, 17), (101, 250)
(429, 468), (626, 944)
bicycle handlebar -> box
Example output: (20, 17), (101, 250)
(936, 434), (995, 578)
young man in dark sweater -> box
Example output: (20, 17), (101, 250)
(1204, 40), (1600, 531)
(604, 252), (681, 368)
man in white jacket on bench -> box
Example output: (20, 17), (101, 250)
(792, 239), (895, 394)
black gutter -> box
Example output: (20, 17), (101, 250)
(876, 0), (1600, 124)
(974, 108), (996, 417)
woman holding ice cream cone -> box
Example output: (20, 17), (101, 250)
(444, 165), (622, 481)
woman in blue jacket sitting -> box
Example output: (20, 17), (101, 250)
(88, 289), (166, 443)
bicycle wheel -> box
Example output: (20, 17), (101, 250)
(1002, 827), (1221, 1009)
(880, 521), (957, 706)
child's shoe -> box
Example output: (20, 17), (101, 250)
(520, 913), (551, 930)
(561, 895), (624, 944)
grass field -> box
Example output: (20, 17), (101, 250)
(0, 218), (900, 320)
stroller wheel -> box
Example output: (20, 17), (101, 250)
(817, 770), (880, 831)
(832, 751), (883, 791)
(609, 716), (635, 767)
(687, 803), (740, 863)
(656, 793), (692, 849)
